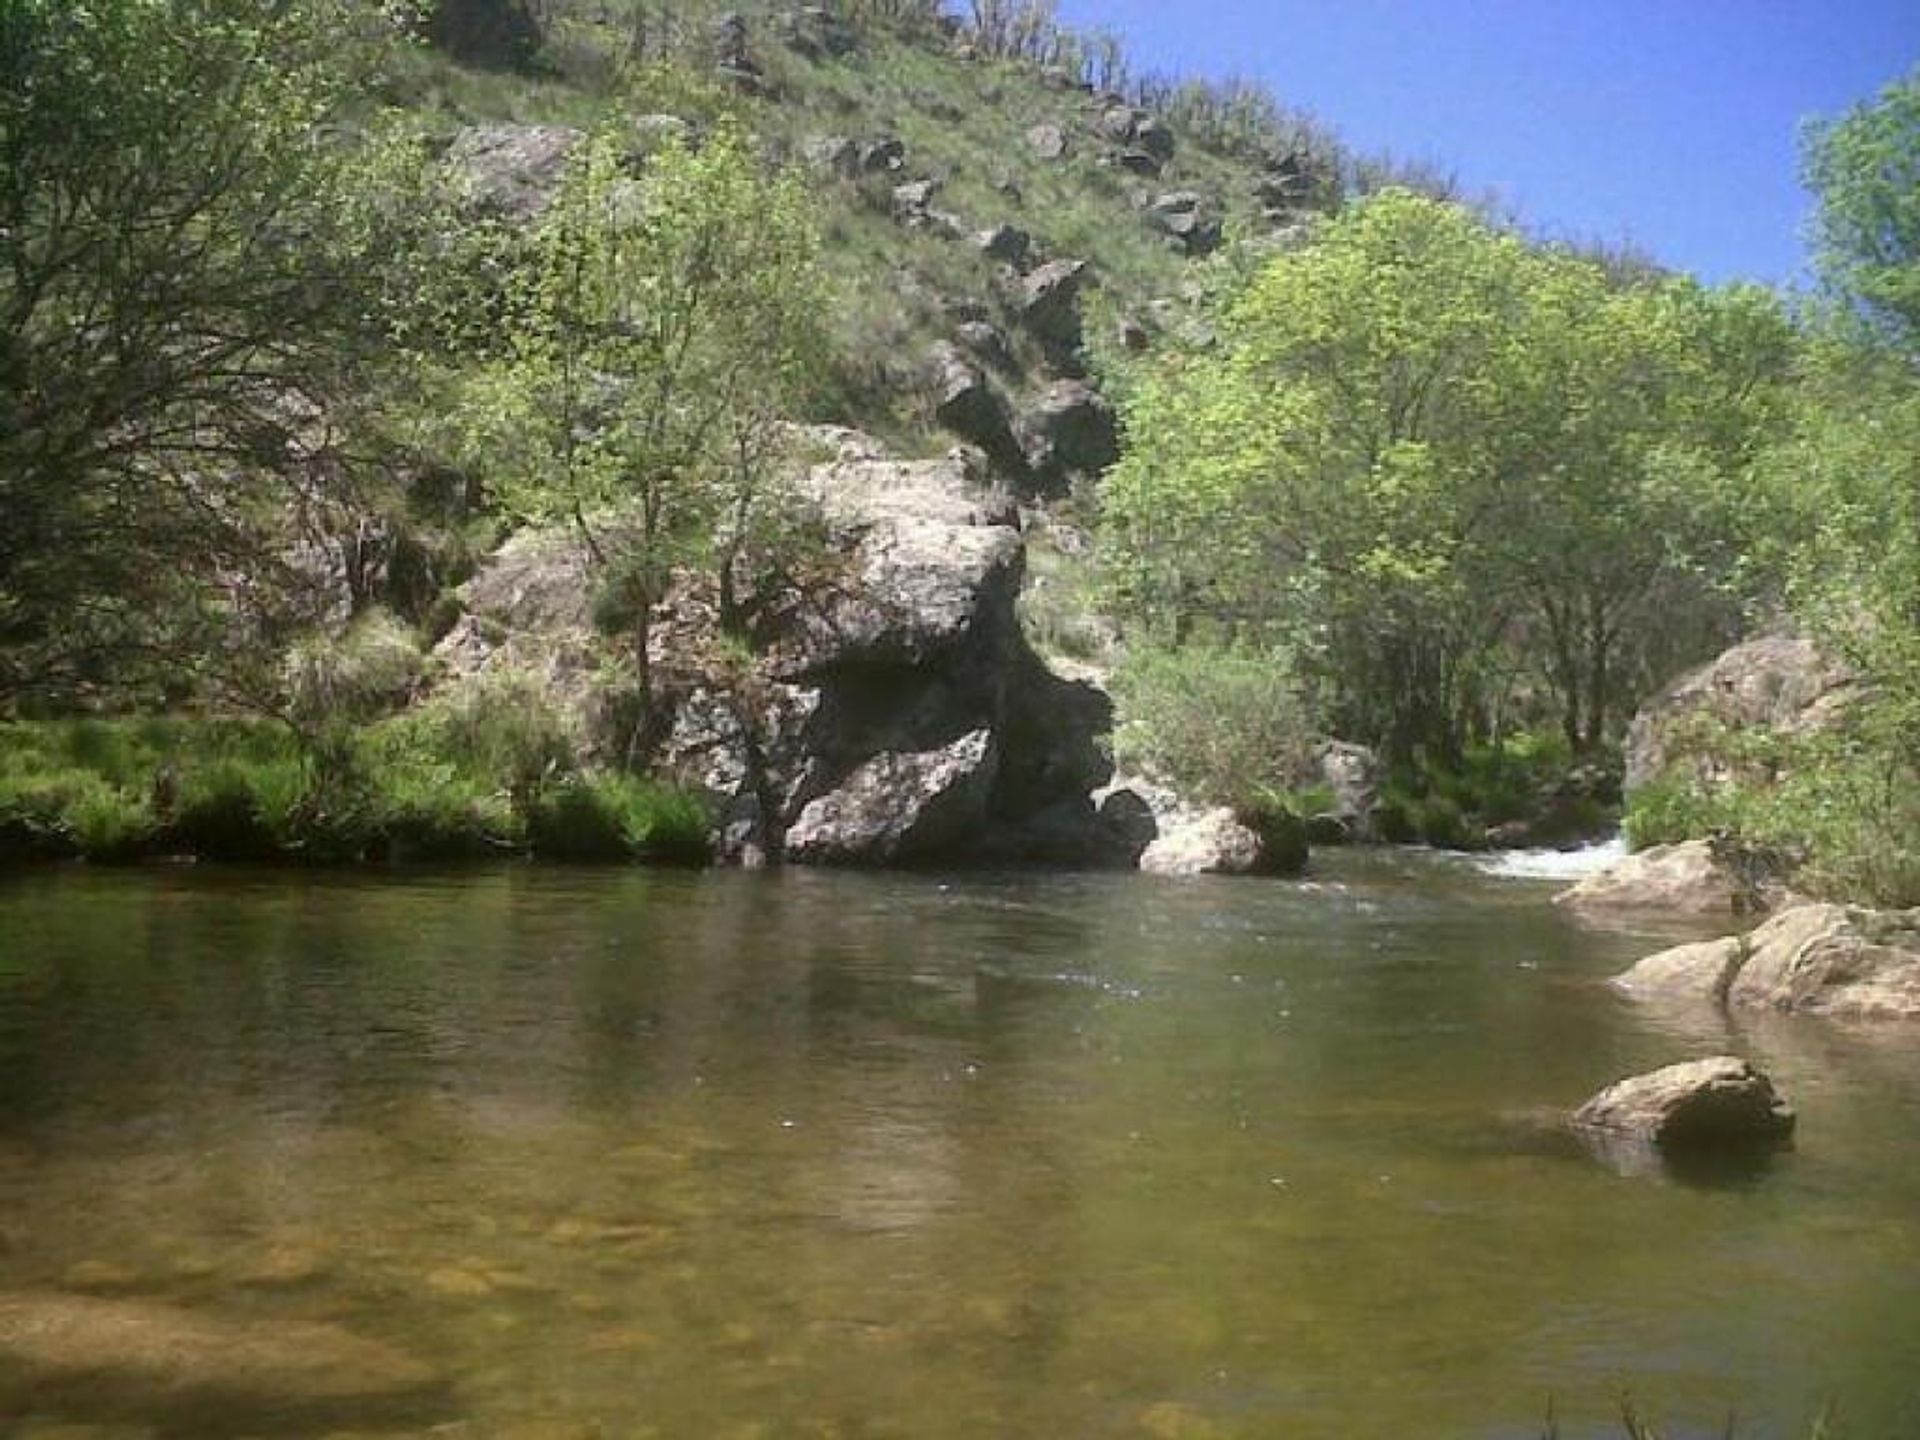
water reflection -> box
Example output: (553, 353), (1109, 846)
(0, 860), (1914, 1438)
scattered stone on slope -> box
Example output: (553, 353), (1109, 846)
(857, 136), (907, 174)
(1572, 1056), (1795, 1155)
(1014, 259), (1090, 365)
(974, 223), (1033, 269)
(804, 134), (862, 179)
(928, 344), (1028, 478)
(1554, 840), (1773, 921)
(712, 11), (765, 92)
(1625, 633), (1857, 794)
(0, 1292), (444, 1430)
(774, 4), (857, 59)
(1147, 191), (1224, 257)
(1023, 380), (1120, 481)
(1026, 123), (1069, 161)
(955, 320), (1015, 372)
(445, 123), (582, 224)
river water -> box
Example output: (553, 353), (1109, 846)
(0, 856), (1916, 1439)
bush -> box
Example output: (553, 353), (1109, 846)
(171, 758), (304, 862)
(65, 783), (158, 863)
(1112, 642), (1317, 809)
(380, 767), (518, 861)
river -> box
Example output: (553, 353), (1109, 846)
(0, 855), (1915, 1438)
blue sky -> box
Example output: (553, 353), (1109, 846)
(1054, 0), (1920, 287)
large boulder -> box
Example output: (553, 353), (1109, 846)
(1626, 634), (1857, 794)
(1138, 805), (1306, 878)
(424, 0), (541, 70)
(1572, 1057), (1795, 1154)
(0, 1292), (443, 1429)
(784, 729), (997, 866)
(1615, 903), (1920, 1021)
(445, 123), (581, 225)
(1554, 839), (1769, 920)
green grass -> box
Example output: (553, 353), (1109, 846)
(0, 717), (711, 869)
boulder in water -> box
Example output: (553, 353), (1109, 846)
(1572, 1056), (1795, 1155)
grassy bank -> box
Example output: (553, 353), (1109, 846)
(0, 716), (711, 868)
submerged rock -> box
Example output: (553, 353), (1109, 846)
(1572, 1056), (1795, 1156)
(0, 1292), (443, 1430)
(1615, 903), (1920, 1021)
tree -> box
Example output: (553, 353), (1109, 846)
(474, 125), (823, 742)
(0, 0), (414, 701)
(1804, 66), (1920, 352)
(1104, 191), (1790, 763)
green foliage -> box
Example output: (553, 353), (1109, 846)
(1804, 65), (1920, 350)
(1105, 190), (1796, 766)
(0, 0), (431, 698)
(527, 775), (711, 864)
(1111, 642), (1317, 810)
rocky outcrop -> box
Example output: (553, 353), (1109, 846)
(1614, 903), (1920, 1021)
(1554, 839), (1772, 920)
(445, 123), (581, 224)
(425, 0), (542, 70)
(974, 223), (1033, 269)
(1309, 740), (1382, 843)
(1026, 123), (1069, 161)
(1014, 259), (1090, 363)
(0, 1292), (444, 1429)
(1626, 634), (1857, 794)
(1572, 1057), (1795, 1154)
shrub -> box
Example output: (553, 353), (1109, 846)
(380, 767), (519, 862)
(64, 784), (158, 863)
(170, 759), (303, 862)
(1111, 642), (1317, 809)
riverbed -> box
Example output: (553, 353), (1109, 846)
(0, 855), (1915, 1438)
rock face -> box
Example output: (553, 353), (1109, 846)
(928, 344), (1027, 477)
(438, 428), (1115, 869)
(1572, 1057), (1795, 1153)
(445, 123), (582, 224)
(1626, 634), (1856, 794)
(1615, 903), (1920, 1020)
(1554, 840), (1768, 920)
(0, 1292), (443, 1429)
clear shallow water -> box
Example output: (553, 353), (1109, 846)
(0, 856), (1916, 1440)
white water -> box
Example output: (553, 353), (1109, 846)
(1473, 834), (1626, 881)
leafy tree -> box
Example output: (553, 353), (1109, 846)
(1804, 66), (1920, 351)
(0, 0), (419, 701)
(470, 125), (823, 739)
(1104, 191), (1791, 764)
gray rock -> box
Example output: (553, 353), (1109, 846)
(1554, 840), (1770, 920)
(1133, 116), (1176, 163)
(1115, 149), (1163, 177)
(891, 178), (940, 224)
(785, 729), (997, 865)
(929, 344), (1026, 476)
(1024, 380), (1119, 478)
(445, 123), (582, 224)
(1139, 808), (1266, 877)
(1148, 192), (1223, 256)
(974, 223), (1033, 268)
(804, 134), (862, 179)
(1616, 904), (1920, 1021)
(1627, 634), (1857, 795)
(1026, 123), (1069, 161)
(0, 1292), (444, 1429)
(775, 4), (856, 59)
(857, 136), (907, 174)
(1315, 740), (1381, 840)
(1572, 1057), (1795, 1153)
(954, 320), (1015, 372)
(1016, 258), (1090, 355)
